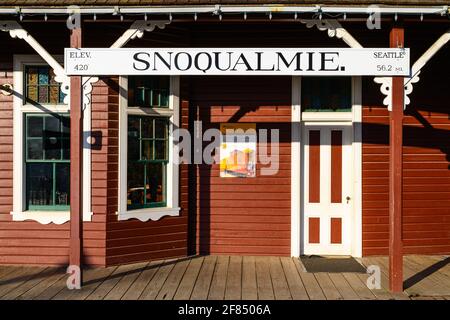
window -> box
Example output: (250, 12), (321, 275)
(301, 77), (352, 112)
(118, 76), (180, 221)
(25, 66), (65, 105)
(11, 56), (78, 224)
(25, 114), (70, 210)
(128, 76), (170, 108)
(127, 116), (169, 209)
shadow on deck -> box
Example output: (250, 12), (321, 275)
(0, 255), (449, 300)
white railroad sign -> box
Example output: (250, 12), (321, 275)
(65, 48), (410, 76)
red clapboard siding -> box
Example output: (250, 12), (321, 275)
(362, 40), (450, 256)
(0, 69), (107, 266)
(188, 76), (291, 256)
(102, 77), (188, 266)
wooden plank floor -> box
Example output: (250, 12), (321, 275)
(0, 255), (449, 300)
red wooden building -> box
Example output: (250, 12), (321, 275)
(0, 1), (449, 292)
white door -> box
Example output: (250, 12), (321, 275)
(302, 124), (353, 256)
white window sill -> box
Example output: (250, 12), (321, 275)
(117, 207), (181, 222)
(301, 112), (353, 122)
(10, 211), (93, 225)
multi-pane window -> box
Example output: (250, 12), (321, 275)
(128, 76), (170, 108)
(302, 77), (352, 112)
(127, 116), (169, 209)
(119, 75), (179, 220)
(25, 66), (65, 105)
(25, 114), (70, 210)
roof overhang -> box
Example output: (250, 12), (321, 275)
(0, 5), (448, 17)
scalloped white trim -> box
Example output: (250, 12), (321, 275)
(111, 20), (171, 48)
(300, 19), (363, 49)
(117, 207), (180, 222)
(10, 211), (93, 225)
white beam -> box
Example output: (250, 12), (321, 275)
(410, 28), (450, 80)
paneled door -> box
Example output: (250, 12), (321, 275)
(302, 124), (353, 255)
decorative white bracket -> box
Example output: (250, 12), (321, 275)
(111, 20), (171, 48)
(300, 19), (363, 49)
(373, 77), (393, 109)
(299, 19), (450, 112)
(375, 28), (450, 111)
(0, 21), (70, 104)
(82, 76), (99, 111)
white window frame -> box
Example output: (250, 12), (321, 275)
(117, 75), (180, 222)
(11, 55), (92, 224)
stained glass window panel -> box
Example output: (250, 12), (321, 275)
(49, 86), (59, 104)
(25, 65), (65, 105)
(27, 86), (38, 102)
(27, 67), (38, 85)
(59, 90), (65, 104)
(38, 86), (48, 103)
(38, 68), (48, 85)
(49, 68), (57, 85)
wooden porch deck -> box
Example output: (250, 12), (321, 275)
(0, 255), (449, 300)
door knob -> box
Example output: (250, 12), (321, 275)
(346, 196), (351, 203)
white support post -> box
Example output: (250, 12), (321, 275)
(291, 76), (301, 257)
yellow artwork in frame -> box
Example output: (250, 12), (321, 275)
(220, 123), (256, 178)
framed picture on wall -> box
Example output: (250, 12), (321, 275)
(220, 123), (256, 178)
